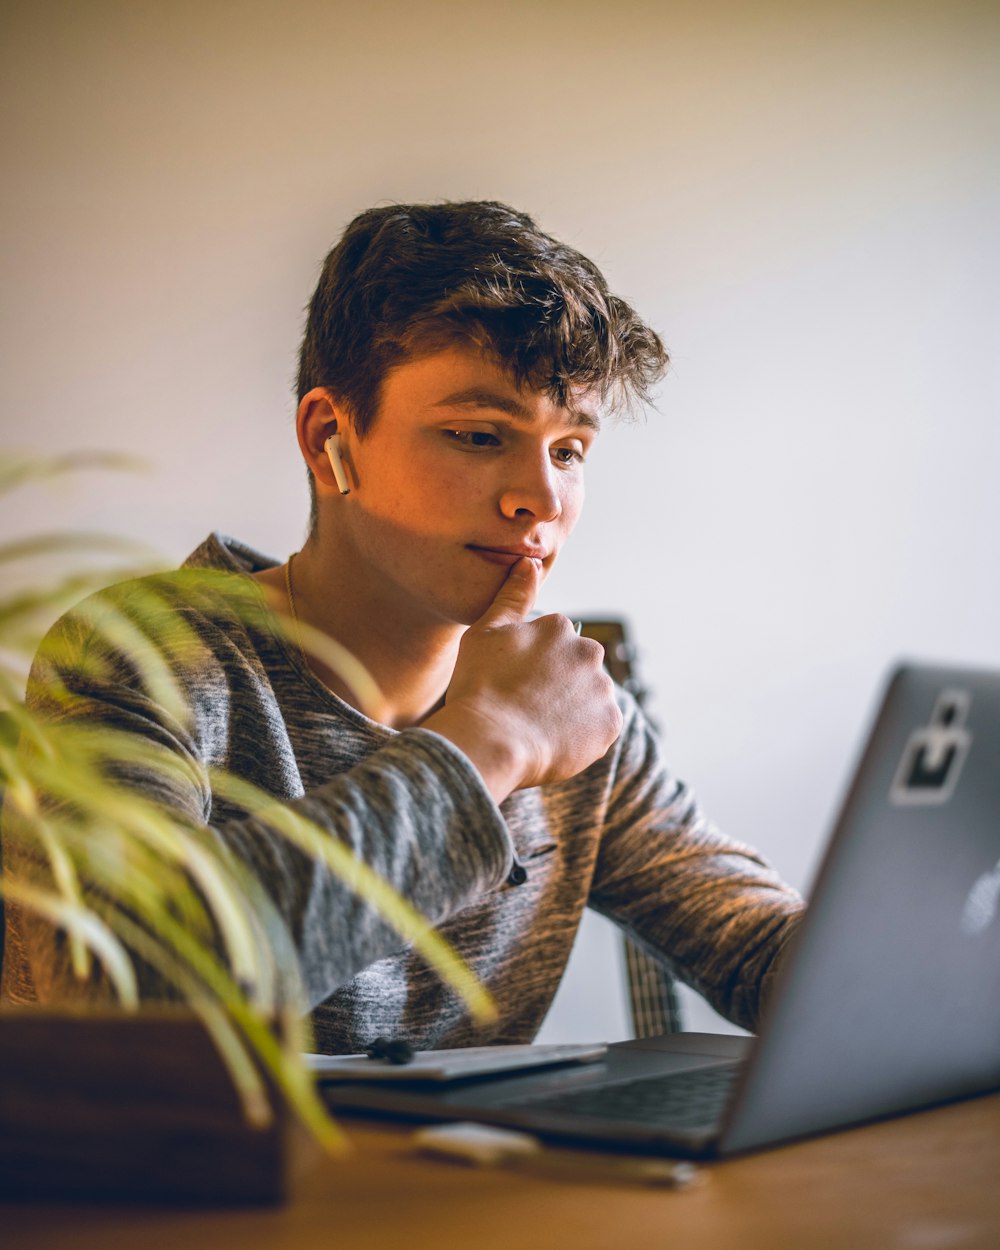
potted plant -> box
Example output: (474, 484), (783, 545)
(0, 453), (493, 1202)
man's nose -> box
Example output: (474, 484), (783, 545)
(498, 454), (563, 522)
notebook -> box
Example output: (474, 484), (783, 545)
(319, 663), (1000, 1157)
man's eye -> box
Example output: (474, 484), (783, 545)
(553, 446), (585, 465)
(444, 429), (501, 449)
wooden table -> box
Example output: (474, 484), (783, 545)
(5, 1093), (1000, 1249)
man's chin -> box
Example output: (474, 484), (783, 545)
(432, 563), (549, 628)
(448, 585), (511, 628)
(453, 597), (499, 628)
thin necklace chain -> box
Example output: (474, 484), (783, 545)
(283, 551), (305, 657)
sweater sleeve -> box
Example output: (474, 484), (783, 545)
(589, 694), (805, 1031)
(1, 586), (514, 1011)
(214, 729), (513, 1007)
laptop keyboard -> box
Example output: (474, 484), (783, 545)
(513, 1062), (742, 1133)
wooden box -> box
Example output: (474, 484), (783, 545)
(0, 1006), (303, 1204)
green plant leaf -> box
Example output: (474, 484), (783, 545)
(0, 452), (149, 495)
(0, 451), (494, 1157)
(0, 879), (139, 1007)
(0, 531), (160, 568)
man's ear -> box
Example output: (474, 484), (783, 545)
(297, 388), (356, 494)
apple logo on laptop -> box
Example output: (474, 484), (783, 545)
(961, 858), (1000, 937)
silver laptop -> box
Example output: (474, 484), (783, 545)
(321, 663), (1000, 1157)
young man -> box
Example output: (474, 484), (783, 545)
(3, 202), (804, 1049)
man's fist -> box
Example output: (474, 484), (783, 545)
(425, 558), (623, 803)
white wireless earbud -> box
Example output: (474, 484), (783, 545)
(324, 433), (351, 495)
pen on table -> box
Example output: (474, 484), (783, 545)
(413, 1122), (701, 1189)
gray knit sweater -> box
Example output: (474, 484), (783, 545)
(2, 533), (804, 1049)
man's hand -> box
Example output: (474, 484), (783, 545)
(423, 559), (623, 804)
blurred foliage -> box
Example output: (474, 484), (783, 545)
(0, 453), (494, 1152)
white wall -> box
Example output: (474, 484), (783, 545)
(2, 0), (997, 1040)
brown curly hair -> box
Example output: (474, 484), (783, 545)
(297, 200), (668, 430)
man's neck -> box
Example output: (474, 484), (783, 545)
(255, 539), (463, 730)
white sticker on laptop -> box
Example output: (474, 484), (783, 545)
(889, 689), (972, 807)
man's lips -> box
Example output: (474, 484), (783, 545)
(466, 545), (549, 567)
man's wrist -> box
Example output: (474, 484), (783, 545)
(421, 701), (529, 805)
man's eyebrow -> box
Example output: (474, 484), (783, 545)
(432, 386), (601, 432)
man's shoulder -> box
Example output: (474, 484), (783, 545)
(33, 533), (282, 680)
(181, 532), (280, 577)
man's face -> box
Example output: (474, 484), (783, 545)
(335, 344), (599, 628)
